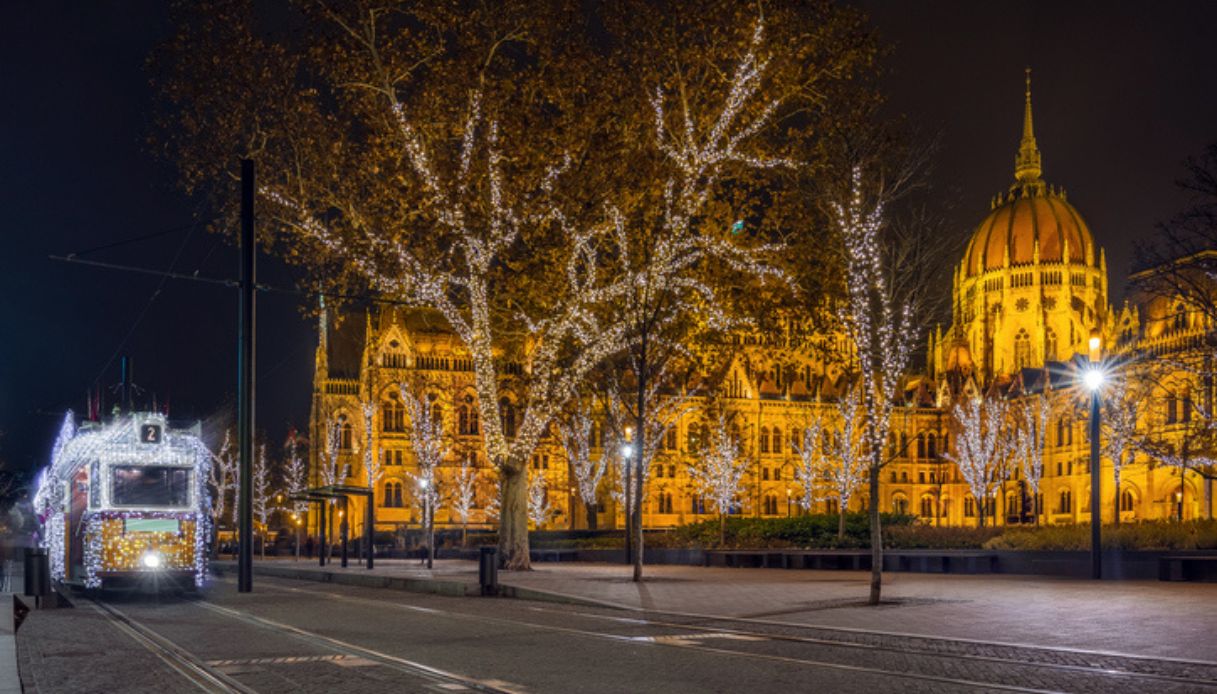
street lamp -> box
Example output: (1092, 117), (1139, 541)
(418, 478), (433, 569)
(1084, 330), (1105, 580)
(620, 440), (635, 565)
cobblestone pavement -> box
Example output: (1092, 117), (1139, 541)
(16, 571), (1217, 693)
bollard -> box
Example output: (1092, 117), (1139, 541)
(23, 549), (50, 605)
(479, 546), (498, 596)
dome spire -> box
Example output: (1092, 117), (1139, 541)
(1014, 68), (1043, 187)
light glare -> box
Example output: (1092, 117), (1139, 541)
(1083, 368), (1105, 391)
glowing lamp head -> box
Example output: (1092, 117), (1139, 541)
(1088, 331), (1103, 362)
(418, 478), (430, 490)
(620, 444), (634, 458)
(142, 551), (162, 569)
(1082, 367), (1105, 392)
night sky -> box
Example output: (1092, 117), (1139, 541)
(2, 1), (1215, 474)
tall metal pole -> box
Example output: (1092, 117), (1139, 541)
(238, 158), (257, 593)
(1089, 387), (1102, 580)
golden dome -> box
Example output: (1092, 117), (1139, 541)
(962, 70), (1095, 278)
(963, 189), (1093, 277)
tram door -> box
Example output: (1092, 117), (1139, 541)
(67, 469), (88, 581)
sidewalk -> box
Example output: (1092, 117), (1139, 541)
(231, 557), (1217, 662)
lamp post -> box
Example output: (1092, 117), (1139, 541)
(620, 441), (634, 565)
(1084, 332), (1105, 580)
(419, 478), (433, 569)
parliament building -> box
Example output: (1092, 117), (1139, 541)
(309, 76), (1213, 537)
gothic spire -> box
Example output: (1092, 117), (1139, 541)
(1014, 68), (1043, 186)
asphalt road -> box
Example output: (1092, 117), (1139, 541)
(16, 576), (1217, 693)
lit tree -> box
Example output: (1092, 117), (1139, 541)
(319, 418), (343, 560)
(451, 456), (479, 547)
(527, 472), (554, 529)
(557, 403), (607, 531)
(1016, 386), (1053, 525)
(283, 430), (307, 560)
(401, 385), (445, 569)
(688, 409), (750, 546)
(253, 443), (272, 558)
(1101, 376), (1146, 525)
(831, 162), (932, 604)
(791, 416), (825, 512)
(945, 394), (1015, 527)
(207, 430), (236, 554)
(362, 403), (385, 547)
(156, 3), (879, 570)
(814, 385), (869, 539)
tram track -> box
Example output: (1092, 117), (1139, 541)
(243, 575), (1217, 694)
(89, 597), (255, 694)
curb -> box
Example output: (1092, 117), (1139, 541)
(213, 561), (624, 611)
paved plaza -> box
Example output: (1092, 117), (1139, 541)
(234, 557), (1217, 662)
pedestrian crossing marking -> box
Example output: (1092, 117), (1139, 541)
(207, 654), (360, 666)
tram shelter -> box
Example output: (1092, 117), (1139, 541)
(290, 484), (375, 570)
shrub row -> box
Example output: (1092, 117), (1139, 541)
(516, 517), (1217, 551)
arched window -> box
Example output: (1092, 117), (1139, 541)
(916, 433), (926, 459)
(664, 426), (677, 451)
(654, 492), (672, 514)
(429, 402), (444, 429)
(941, 498), (952, 518)
(687, 424), (702, 452)
(1014, 329), (1031, 370)
(337, 415), (353, 451)
(760, 427), (771, 454)
(1044, 328), (1057, 361)
(762, 494), (779, 515)
(920, 496), (935, 518)
(499, 397), (517, 438)
(772, 427), (783, 454)
(1173, 303), (1187, 331)
(458, 395), (479, 436)
(825, 498), (839, 515)
(690, 494), (706, 515)
(926, 433), (938, 459)
(892, 496), (909, 515)
(964, 497), (976, 517)
(1120, 489), (1135, 513)
(383, 481), (404, 508)
(1058, 489), (1072, 513)
(382, 392), (406, 433)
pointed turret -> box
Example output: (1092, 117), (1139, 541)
(1014, 68), (1043, 188)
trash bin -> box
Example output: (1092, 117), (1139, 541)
(24, 548), (49, 598)
(478, 546), (498, 596)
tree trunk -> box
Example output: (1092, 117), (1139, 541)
(585, 500), (598, 531)
(838, 505), (846, 540)
(719, 512), (726, 547)
(867, 464), (882, 605)
(461, 521), (468, 547)
(1113, 469), (1121, 527)
(632, 368), (647, 583)
(427, 501), (434, 570)
(497, 463), (531, 570)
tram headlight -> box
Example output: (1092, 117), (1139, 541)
(142, 551), (162, 569)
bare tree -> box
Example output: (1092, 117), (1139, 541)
(945, 394), (1015, 527)
(557, 403), (607, 530)
(451, 457), (479, 546)
(401, 384), (445, 569)
(688, 408), (750, 546)
(806, 385), (869, 539)
(207, 430), (236, 554)
(283, 430), (307, 560)
(1016, 384), (1054, 525)
(831, 164), (924, 603)
(527, 472), (555, 529)
(253, 443), (273, 558)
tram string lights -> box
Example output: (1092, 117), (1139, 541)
(34, 411), (213, 588)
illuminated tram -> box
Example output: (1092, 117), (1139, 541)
(34, 412), (211, 589)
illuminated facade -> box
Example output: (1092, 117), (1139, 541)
(310, 74), (1213, 536)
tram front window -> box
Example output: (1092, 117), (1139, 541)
(112, 466), (191, 507)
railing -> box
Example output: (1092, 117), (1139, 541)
(324, 379), (360, 395)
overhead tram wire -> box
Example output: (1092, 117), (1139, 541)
(79, 218), (204, 390)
